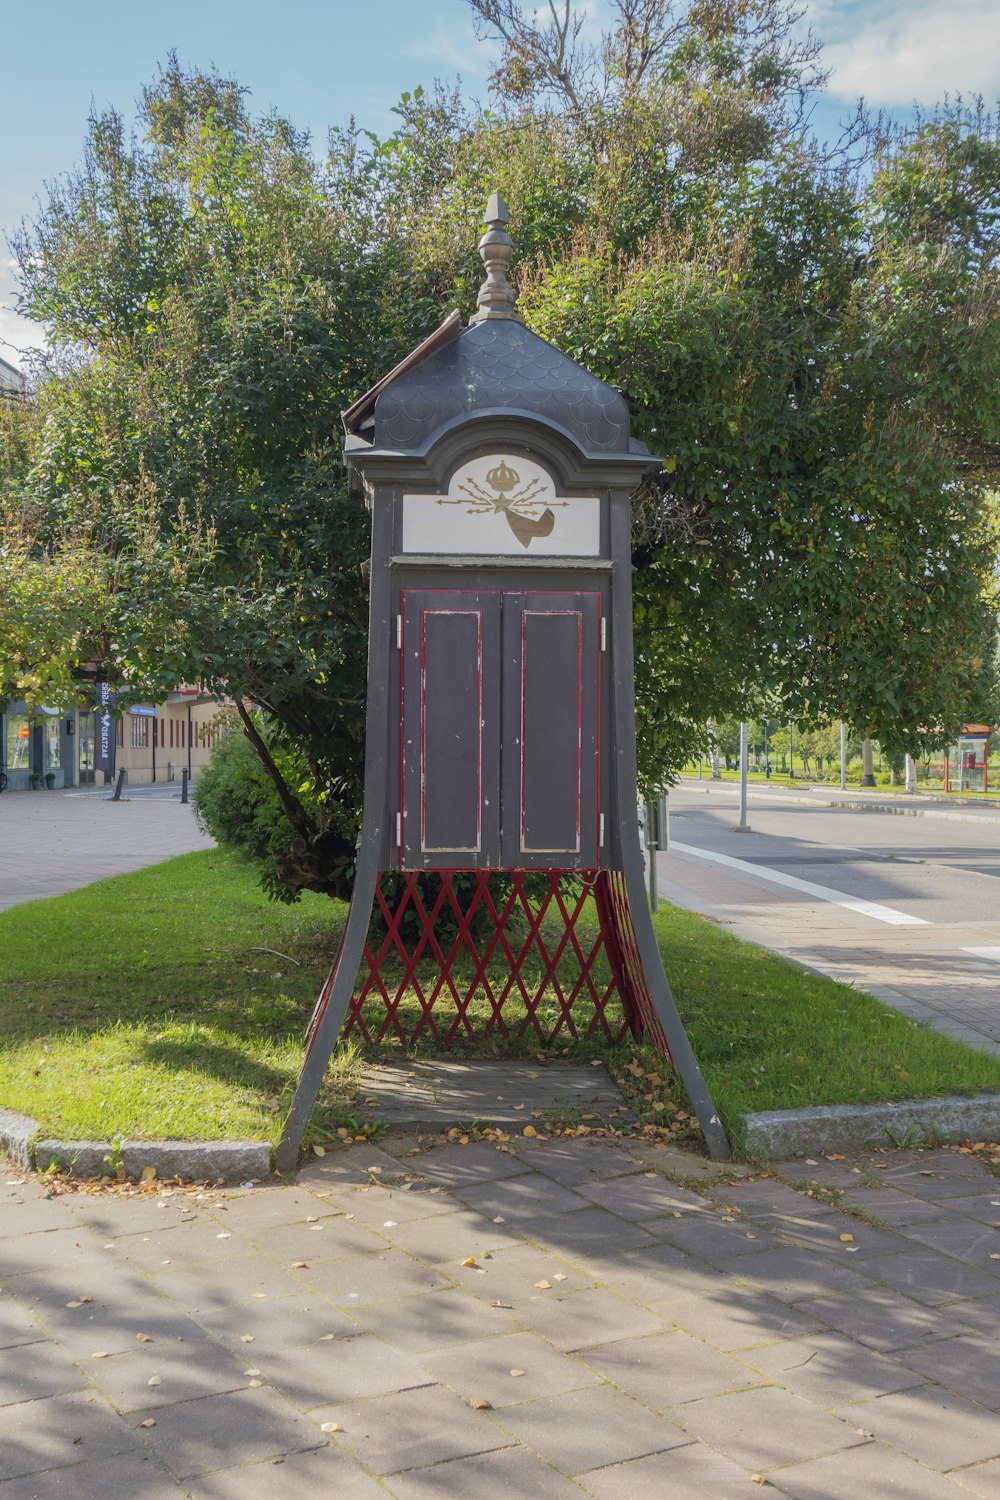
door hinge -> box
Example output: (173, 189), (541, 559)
(601, 617), (607, 652)
(396, 614), (402, 649)
(396, 812), (402, 847)
(599, 813), (605, 846)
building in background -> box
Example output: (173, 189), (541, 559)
(0, 356), (27, 399)
(1, 689), (233, 790)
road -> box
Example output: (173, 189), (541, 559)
(656, 782), (1000, 1055)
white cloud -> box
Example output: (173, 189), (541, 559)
(807, 0), (1000, 106)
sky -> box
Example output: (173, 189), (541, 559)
(1, 0), (998, 368)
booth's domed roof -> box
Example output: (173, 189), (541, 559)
(373, 317), (630, 453)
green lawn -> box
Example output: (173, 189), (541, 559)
(2, 848), (999, 1154)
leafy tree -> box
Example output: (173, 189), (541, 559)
(2, 10), (999, 901)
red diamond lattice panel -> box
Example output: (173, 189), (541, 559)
(302, 869), (669, 1055)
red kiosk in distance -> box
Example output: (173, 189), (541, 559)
(276, 196), (729, 1172)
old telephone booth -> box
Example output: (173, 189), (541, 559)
(276, 197), (729, 1169)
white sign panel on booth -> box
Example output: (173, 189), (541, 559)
(402, 454), (600, 556)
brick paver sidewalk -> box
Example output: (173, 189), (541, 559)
(3, 1135), (1000, 1497)
(0, 789), (214, 913)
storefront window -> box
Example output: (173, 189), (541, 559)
(45, 716), (61, 770)
(5, 715), (30, 770)
(79, 712), (95, 774)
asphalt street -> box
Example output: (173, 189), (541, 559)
(657, 783), (1000, 1054)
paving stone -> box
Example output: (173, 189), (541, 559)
(947, 1297), (1000, 1337)
(82, 1338), (251, 1414)
(190, 1289), (361, 1355)
(0, 1227), (113, 1279)
(673, 1386), (868, 1469)
(312, 1383), (513, 1474)
(356, 1059), (629, 1131)
(659, 1285), (823, 1351)
(716, 1243), (881, 1303)
(763, 1209), (905, 1261)
(11, 1272), (207, 1360)
(185, 1446), (389, 1499)
(455, 1173), (590, 1223)
(837, 1190), (949, 1227)
(241, 1214), (391, 1263)
(0, 1389), (138, 1481)
(0, 1451), (182, 1499)
(582, 1241), (729, 1306)
(580, 1442), (769, 1500)
(68, 1194), (206, 1237)
(0, 1339), (86, 1405)
(491, 1384), (688, 1474)
(523, 1207), (658, 1258)
(209, 1188), (342, 1232)
(877, 1161), (995, 1200)
(293, 1144), (413, 1187)
(793, 1286), (961, 1352)
(420, 1330), (599, 1407)
(408, 1142), (531, 1185)
(294, 1249), (450, 1306)
(449, 1243), (595, 1305)
(642, 1208), (776, 1261)
(528, 1140), (646, 1188)
(353, 1288), (519, 1354)
(374, 1206), (526, 1264)
(259, 1328), (435, 1407)
(0, 1295), (46, 1352)
(152, 1254), (308, 1314)
(323, 1181), (461, 1227)
(951, 1457), (1000, 1498)
(898, 1216), (1000, 1269)
(932, 1190), (1000, 1226)
(0, 1198), (77, 1238)
(580, 1328), (764, 1409)
(510, 1286), (670, 1352)
(712, 1180), (836, 1218)
(384, 1445), (588, 1498)
(108, 1219), (264, 1272)
(772, 1441), (975, 1499)
(858, 1248), (1000, 1306)
(836, 1385), (1000, 1469)
(744, 1330), (926, 1405)
(131, 1386), (324, 1479)
(574, 1176), (711, 1221)
(894, 1333), (1000, 1411)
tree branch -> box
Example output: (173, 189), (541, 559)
(234, 697), (314, 838)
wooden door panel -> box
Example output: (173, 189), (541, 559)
(501, 592), (601, 869)
(401, 590), (500, 869)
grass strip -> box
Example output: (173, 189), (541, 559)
(2, 848), (999, 1153)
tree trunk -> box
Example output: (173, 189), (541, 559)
(707, 719), (722, 780)
(861, 738), (875, 787)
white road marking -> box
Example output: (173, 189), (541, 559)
(962, 947), (1000, 962)
(667, 840), (929, 926)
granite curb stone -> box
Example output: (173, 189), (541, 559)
(0, 1109), (36, 1171)
(0, 1112), (272, 1182)
(742, 1093), (1000, 1157)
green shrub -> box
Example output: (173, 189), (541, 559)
(192, 731), (300, 899)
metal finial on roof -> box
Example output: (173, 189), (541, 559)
(470, 192), (524, 325)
